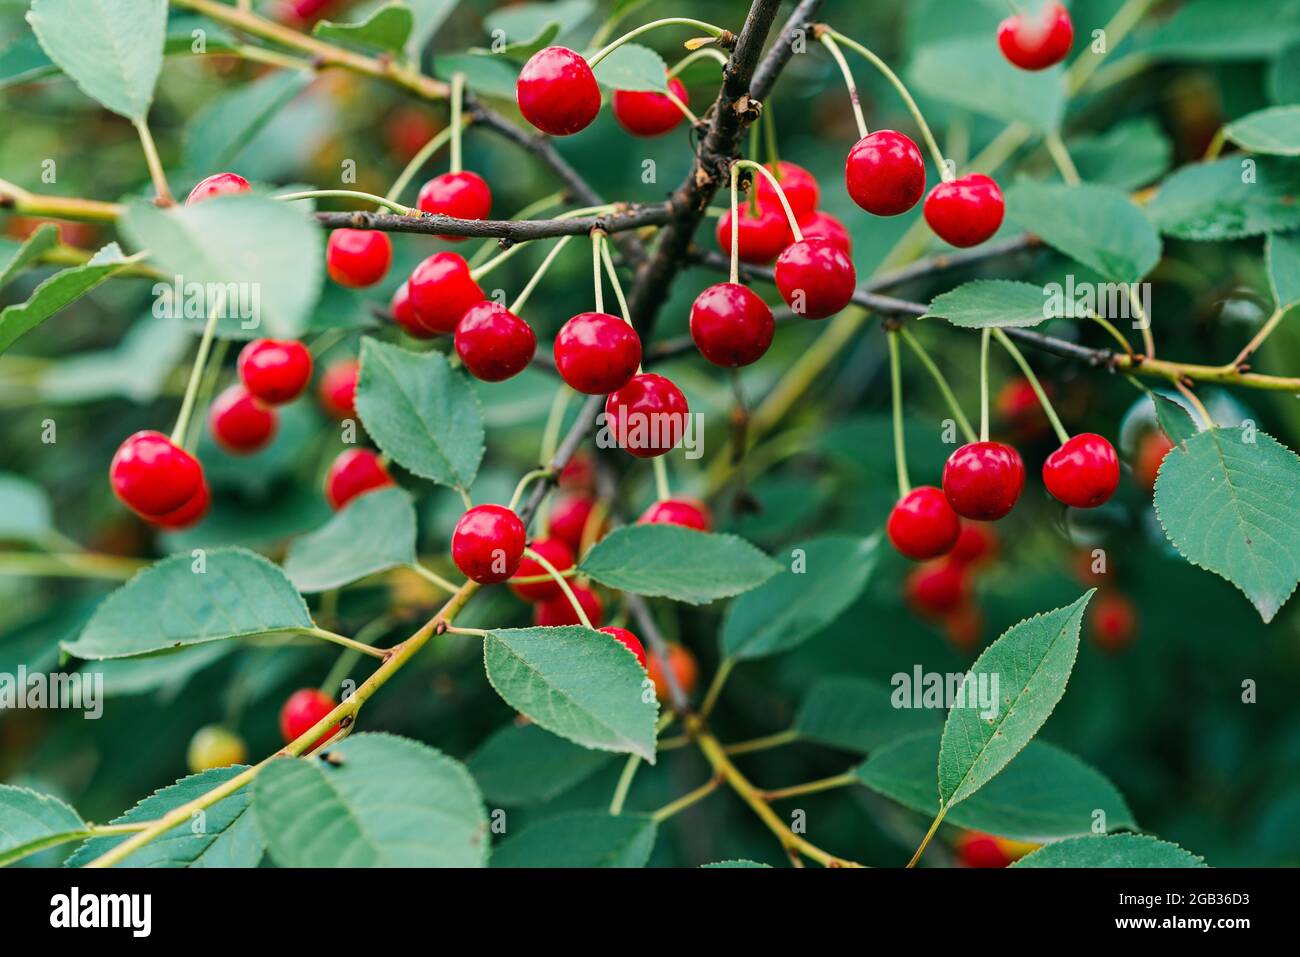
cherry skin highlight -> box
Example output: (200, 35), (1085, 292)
(451, 504), (526, 584)
(689, 282), (775, 367)
(326, 228), (392, 288)
(554, 311), (642, 394)
(209, 384), (277, 454)
(279, 688), (339, 748)
(408, 251), (485, 335)
(638, 498), (712, 532)
(510, 537), (576, 603)
(942, 441), (1026, 521)
(845, 130), (926, 216)
(324, 448), (393, 510)
(887, 486), (961, 561)
(924, 174), (1005, 248)
(454, 302), (536, 382)
(600, 626), (648, 669)
(604, 373), (689, 458)
(237, 338), (312, 405)
(417, 171), (492, 242)
(516, 47), (601, 136)
(612, 76), (689, 137)
(774, 238), (857, 319)
(1042, 433), (1120, 508)
(109, 430), (204, 517)
(998, 2), (1074, 71)
(185, 172), (250, 205)
(533, 582), (604, 627)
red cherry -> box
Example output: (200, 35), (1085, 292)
(689, 282), (774, 367)
(845, 130), (926, 216)
(237, 338), (312, 405)
(417, 171), (492, 242)
(516, 46), (601, 136)
(451, 504), (526, 584)
(186, 172), (250, 205)
(774, 238), (857, 320)
(326, 229), (392, 288)
(599, 626), (647, 668)
(612, 76), (688, 137)
(949, 521), (998, 567)
(646, 644), (698, 701)
(318, 359), (359, 419)
(998, 2), (1074, 71)
(924, 174), (1005, 248)
(1043, 433), (1120, 508)
(797, 209), (852, 254)
(548, 494), (599, 553)
(554, 312), (642, 394)
(279, 688), (339, 748)
(956, 831), (1012, 868)
(533, 583), (604, 627)
(324, 448), (392, 510)
(1089, 591), (1137, 653)
(996, 377), (1051, 441)
(906, 560), (969, 618)
(638, 497), (712, 532)
(510, 537), (575, 603)
(943, 603), (984, 651)
(756, 161), (820, 221)
(408, 251), (485, 335)
(1135, 431), (1175, 492)
(715, 204), (793, 264)
(454, 301), (536, 382)
(604, 373), (689, 458)
(887, 486), (960, 561)
(389, 281), (434, 339)
(558, 453), (595, 492)
(109, 430), (204, 517)
(942, 441), (1026, 521)
(383, 107), (441, 162)
(209, 384), (276, 454)
(151, 479), (210, 530)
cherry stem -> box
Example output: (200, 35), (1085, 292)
(699, 658), (734, 720)
(509, 234), (574, 314)
(723, 729), (799, 755)
(667, 46), (728, 79)
(649, 775), (722, 822)
(384, 121), (460, 204)
(817, 32), (867, 139)
(979, 328), (991, 443)
(1230, 305), (1286, 369)
(1088, 312), (1136, 357)
(591, 231), (606, 314)
(132, 117), (174, 205)
(992, 328), (1071, 445)
(409, 562), (462, 593)
(732, 160), (803, 241)
(906, 804), (949, 868)
(509, 568), (577, 586)
(170, 299), (224, 446)
(509, 468), (554, 511)
(1045, 132), (1081, 186)
(467, 191), (566, 267)
(665, 88), (700, 125)
(1174, 380), (1214, 429)
(598, 233), (632, 324)
(609, 753), (642, 815)
(275, 189), (412, 215)
(296, 626), (386, 659)
(887, 329), (911, 498)
(450, 71), (465, 174)
(728, 169), (742, 284)
(826, 28), (950, 182)
(587, 17), (727, 68)
(762, 771), (859, 802)
(183, 337), (230, 449)
(524, 546), (592, 629)
(763, 100), (782, 173)
(653, 456), (671, 501)
(898, 326), (977, 444)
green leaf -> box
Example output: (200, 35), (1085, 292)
(1271, 41), (1300, 104)
(908, 34), (1064, 132)
(0, 785), (86, 867)
(35, 312), (189, 405)
(63, 547), (313, 660)
(1006, 181), (1162, 283)
(404, 0), (458, 57)
(1267, 230), (1300, 309)
(314, 2), (413, 54)
(0, 29), (57, 91)
(184, 69), (311, 172)
(857, 732), (1136, 841)
(484, 625), (658, 761)
(0, 472), (52, 543)
(1152, 392), (1200, 445)
(1154, 427), (1300, 623)
(120, 194), (323, 339)
(938, 591), (1094, 809)
(491, 811), (656, 867)
(0, 243), (141, 356)
(0, 222), (59, 293)
(254, 733), (488, 867)
(579, 525), (780, 605)
(590, 43), (666, 91)
(482, 0), (593, 60)
(701, 859), (772, 868)
(65, 766), (261, 868)
(468, 722), (613, 805)
(1147, 158), (1300, 241)
(1225, 106), (1300, 156)
(1012, 834), (1207, 868)
(721, 535), (879, 660)
(1068, 118), (1173, 191)
(355, 337), (484, 490)
(1144, 0), (1300, 61)
(283, 486), (417, 593)
(794, 677), (940, 753)
(434, 53), (517, 99)
(925, 280), (1051, 329)
(26, 0), (166, 120)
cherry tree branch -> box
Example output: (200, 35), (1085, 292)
(314, 204), (671, 240)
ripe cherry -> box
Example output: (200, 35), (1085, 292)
(924, 174), (1005, 248)
(638, 497), (712, 532)
(1135, 431), (1174, 492)
(689, 282), (774, 367)
(279, 688), (339, 749)
(389, 281), (434, 339)
(905, 560), (970, 618)
(942, 441), (1026, 521)
(756, 161), (820, 221)
(554, 311), (642, 394)
(517, 47), (601, 136)
(646, 644), (699, 701)
(151, 480), (210, 530)
(454, 302), (536, 382)
(1090, 590), (1137, 653)
(612, 76), (688, 137)
(1043, 433), (1120, 508)
(774, 239), (857, 320)
(237, 338), (312, 405)
(209, 384), (277, 454)
(110, 430), (204, 517)
(326, 228), (392, 288)
(451, 504), (526, 584)
(944, 603), (984, 651)
(887, 486), (961, 561)
(510, 537), (575, 603)
(186, 725), (248, 773)
(996, 376), (1051, 441)
(324, 448), (392, 510)
(715, 204), (793, 264)
(599, 626), (647, 668)
(548, 494), (600, 553)
(318, 359), (359, 419)
(845, 130), (926, 216)
(998, 1), (1074, 71)
(559, 453), (596, 492)
(186, 172), (251, 205)
(417, 171), (492, 241)
(797, 209), (852, 254)
(949, 521), (998, 568)
(533, 582), (604, 627)
(604, 373), (689, 458)
(383, 106), (441, 162)
(955, 831), (1013, 868)
(408, 251), (485, 335)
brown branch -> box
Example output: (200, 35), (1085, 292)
(314, 204), (670, 241)
(749, 0), (826, 100)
